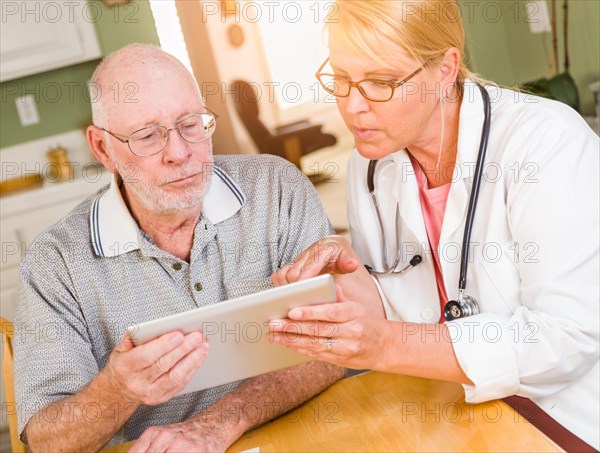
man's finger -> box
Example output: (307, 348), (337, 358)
(169, 344), (209, 387)
(146, 332), (205, 382)
(127, 428), (153, 453)
(153, 344), (209, 397)
(114, 332), (136, 353)
(125, 331), (186, 371)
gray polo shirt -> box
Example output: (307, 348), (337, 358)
(13, 154), (333, 445)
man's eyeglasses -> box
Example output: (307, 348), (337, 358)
(315, 57), (426, 102)
(98, 109), (219, 157)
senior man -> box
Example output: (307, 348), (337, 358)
(13, 44), (344, 452)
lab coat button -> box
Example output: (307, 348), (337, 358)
(421, 308), (435, 320)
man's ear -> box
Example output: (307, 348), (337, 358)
(87, 125), (116, 173)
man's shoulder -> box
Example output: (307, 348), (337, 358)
(26, 185), (108, 252)
(214, 154), (308, 189)
(214, 153), (296, 172)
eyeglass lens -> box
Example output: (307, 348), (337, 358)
(319, 75), (394, 101)
(128, 113), (217, 156)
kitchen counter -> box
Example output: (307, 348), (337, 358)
(1, 162), (111, 217)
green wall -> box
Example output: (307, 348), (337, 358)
(2, 0), (598, 150)
(0, 0), (159, 149)
(462, 0), (600, 115)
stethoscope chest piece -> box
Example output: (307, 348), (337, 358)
(444, 294), (480, 321)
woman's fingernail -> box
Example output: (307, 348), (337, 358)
(289, 309), (301, 319)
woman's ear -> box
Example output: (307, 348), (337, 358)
(87, 125), (116, 173)
(438, 47), (461, 96)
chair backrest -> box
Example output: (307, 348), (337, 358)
(231, 80), (278, 155)
(1, 317), (27, 453)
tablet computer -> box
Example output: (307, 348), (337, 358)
(127, 274), (336, 395)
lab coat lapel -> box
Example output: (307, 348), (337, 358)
(440, 81), (487, 287)
(391, 151), (429, 248)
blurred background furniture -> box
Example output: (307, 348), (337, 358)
(231, 80), (337, 175)
(1, 317), (27, 453)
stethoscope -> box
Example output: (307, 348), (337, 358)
(365, 83), (492, 321)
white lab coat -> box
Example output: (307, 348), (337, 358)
(346, 81), (600, 448)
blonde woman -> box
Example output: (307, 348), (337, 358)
(271, 0), (599, 449)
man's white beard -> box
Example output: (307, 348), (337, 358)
(118, 160), (214, 213)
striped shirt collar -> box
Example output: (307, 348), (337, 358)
(90, 165), (246, 258)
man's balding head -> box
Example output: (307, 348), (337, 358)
(90, 44), (201, 128)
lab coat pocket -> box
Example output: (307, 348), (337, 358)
(224, 277), (274, 300)
(474, 240), (522, 315)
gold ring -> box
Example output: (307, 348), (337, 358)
(325, 338), (333, 353)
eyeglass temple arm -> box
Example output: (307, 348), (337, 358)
(315, 57), (330, 78)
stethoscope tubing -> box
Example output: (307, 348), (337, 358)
(366, 83), (492, 307)
(457, 83), (492, 291)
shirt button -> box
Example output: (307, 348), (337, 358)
(194, 283), (203, 291)
(421, 308), (435, 321)
(172, 263), (182, 271)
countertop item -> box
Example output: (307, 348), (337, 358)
(0, 163), (110, 217)
(0, 173), (43, 197)
(46, 146), (74, 183)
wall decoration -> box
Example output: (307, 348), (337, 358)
(227, 24), (245, 48)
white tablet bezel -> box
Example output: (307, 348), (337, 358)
(126, 274), (336, 395)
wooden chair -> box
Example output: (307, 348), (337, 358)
(1, 317), (130, 452)
(231, 79), (337, 171)
(1, 316), (27, 453)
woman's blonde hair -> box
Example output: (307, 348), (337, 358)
(326, 0), (485, 96)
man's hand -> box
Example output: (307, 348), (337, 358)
(103, 331), (208, 406)
(128, 419), (228, 453)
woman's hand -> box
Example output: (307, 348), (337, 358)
(272, 236), (384, 315)
(270, 285), (391, 370)
(272, 235), (361, 285)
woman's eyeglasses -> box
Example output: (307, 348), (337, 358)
(315, 57), (426, 102)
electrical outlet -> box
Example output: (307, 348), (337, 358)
(15, 95), (40, 126)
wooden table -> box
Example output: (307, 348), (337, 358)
(105, 372), (562, 452)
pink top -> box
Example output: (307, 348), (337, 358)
(410, 156), (452, 323)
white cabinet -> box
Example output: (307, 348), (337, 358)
(0, 0), (102, 82)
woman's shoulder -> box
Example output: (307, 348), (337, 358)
(472, 82), (598, 164)
(484, 82), (588, 133)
